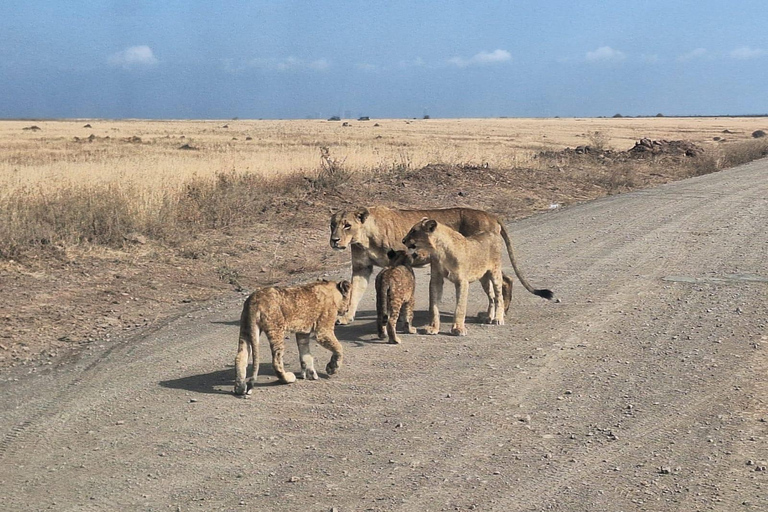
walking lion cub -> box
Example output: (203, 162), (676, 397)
(375, 249), (417, 344)
(234, 279), (351, 395)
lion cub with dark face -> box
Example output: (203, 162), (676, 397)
(403, 218), (505, 336)
(234, 279), (351, 395)
(375, 249), (417, 344)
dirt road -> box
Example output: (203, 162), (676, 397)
(2, 159), (767, 511)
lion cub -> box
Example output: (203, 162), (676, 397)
(375, 249), (417, 344)
(403, 218), (505, 336)
(234, 279), (351, 395)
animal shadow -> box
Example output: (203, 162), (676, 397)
(159, 364), (280, 395)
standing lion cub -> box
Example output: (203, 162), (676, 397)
(403, 218), (507, 336)
(375, 249), (417, 344)
(234, 279), (351, 395)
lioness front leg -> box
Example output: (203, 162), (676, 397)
(265, 328), (296, 384)
(451, 280), (469, 336)
(423, 272), (443, 335)
(296, 333), (318, 380)
(316, 330), (344, 376)
(338, 261), (372, 324)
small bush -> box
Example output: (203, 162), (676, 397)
(752, 130), (766, 138)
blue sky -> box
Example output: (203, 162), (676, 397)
(1, 1), (766, 119)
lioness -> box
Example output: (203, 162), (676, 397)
(403, 218), (508, 336)
(375, 249), (416, 344)
(234, 279), (351, 395)
(329, 206), (552, 323)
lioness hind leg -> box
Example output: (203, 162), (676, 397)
(478, 274), (496, 323)
(265, 328), (296, 384)
(491, 270), (505, 326)
(316, 330), (344, 376)
(296, 333), (318, 380)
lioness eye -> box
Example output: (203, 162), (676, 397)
(343, 223), (351, 230)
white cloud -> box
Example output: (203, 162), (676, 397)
(448, 49), (512, 68)
(677, 48), (707, 62)
(108, 45), (158, 69)
(730, 46), (766, 60)
(585, 46), (626, 63)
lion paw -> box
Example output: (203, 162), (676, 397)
(491, 318), (505, 326)
(421, 325), (439, 335)
(450, 325), (467, 336)
(279, 372), (297, 384)
(336, 315), (354, 325)
(234, 381), (248, 396)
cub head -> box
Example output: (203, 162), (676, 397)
(385, 249), (414, 268)
(334, 280), (352, 316)
(402, 218), (438, 255)
(329, 208), (370, 250)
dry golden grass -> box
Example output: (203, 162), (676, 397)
(3, 117), (766, 194)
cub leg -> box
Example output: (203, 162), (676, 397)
(386, 296), (404, 344)
(451, 280), (469, 336)
(403, 296), (417, 334)
(296, 333), (318, 380)
(265, 328), (296, 384)
(424, 271), (443, 335)
(338, 260), (373, 325)
(375, 275), (388, 340)
(315, 330), (344, 376)
(234, 306), (259, 395)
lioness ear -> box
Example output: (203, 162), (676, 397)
(338, 280), (351, 296)
(424, 219), (438, 233)
(356, 208), (370, 224)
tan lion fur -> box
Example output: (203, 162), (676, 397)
(234, 279), (351, 395)
(329, 206), (552, 324)
(375, 250), (417, 344)
(402, 218), (506, 336)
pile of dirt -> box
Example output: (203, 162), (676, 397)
(542, 138), (705, 160)
(626, 138), (705, 158)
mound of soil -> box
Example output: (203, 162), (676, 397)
(541, 138), (705, 161)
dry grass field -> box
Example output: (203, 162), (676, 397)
(1, 116), (767, 368)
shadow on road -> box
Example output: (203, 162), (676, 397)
(159, 364), (283, 395)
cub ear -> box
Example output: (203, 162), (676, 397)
(356, 207), (370, 224)
(424, 219), (438, 233)
(386, 249), (397, 259)
(337, 280), (352, 296)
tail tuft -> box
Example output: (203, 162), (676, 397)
(534, 289), (554, 300)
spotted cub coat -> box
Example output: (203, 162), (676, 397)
(375, 250), (417, 344)
(234, 279), (351, 395)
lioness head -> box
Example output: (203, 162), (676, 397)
(385, 249), (414, 268)
(402, 218), (437, 255)
(329, 208), (369, 250)
(335, 280), (352, 316)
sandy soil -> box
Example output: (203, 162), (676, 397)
(1, 158), (766, 511)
